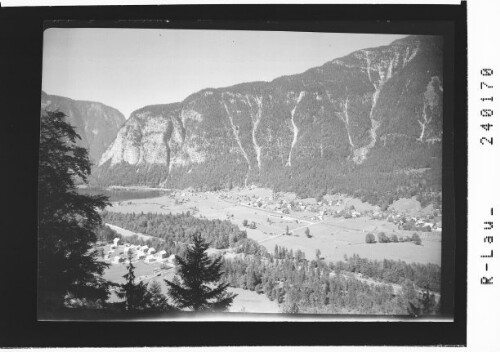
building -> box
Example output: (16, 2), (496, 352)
(166, 254), (177, 266)
(145, 255), (156, 263)
(135, 253), (146, 261)
(157, 250), (168, 259)
(147, 248), (156, 255)
(112, 256), (125, 264)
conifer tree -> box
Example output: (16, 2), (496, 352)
(165, 232), (237, 311)
(147, 281), (171, 312)
(116, 251), (151, 311)
(305, 227), (311, 238)
(281, 292), (300, 314)
(38, 110), (110, 310)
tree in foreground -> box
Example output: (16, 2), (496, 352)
(116, 251), (172, 312)
(38, 110), (110, 310)
(116, 251), (150, 311)
(147, 281), (171, 312)
(165, 232), (237, 311)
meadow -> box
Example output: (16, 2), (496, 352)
(105, 189), (441, 265)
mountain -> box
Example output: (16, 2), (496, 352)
(94, 35), (443, 207)
(41, 92), (126, 163)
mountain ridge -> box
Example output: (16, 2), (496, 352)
(41, 91), (126, 163)
(89, 35), (442, 207)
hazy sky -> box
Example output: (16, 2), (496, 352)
(42, 28), (406, 119)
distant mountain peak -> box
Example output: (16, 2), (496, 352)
(41, 93), (126, 163)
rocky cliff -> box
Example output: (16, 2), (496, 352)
(94, 35), (443, 203)
(41, 92), (126, 163)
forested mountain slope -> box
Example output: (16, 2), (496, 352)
(93, 35), (443, 206)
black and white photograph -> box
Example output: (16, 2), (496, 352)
(37, 26), (449, 321)
(0, 0), (479, 347)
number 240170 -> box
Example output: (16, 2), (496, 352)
(480, 68), (494, 145)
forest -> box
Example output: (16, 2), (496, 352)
(101, 210), (249, 249)
(98, 211), (440, 315)
(222, 248), (439, 315)
(327, 253), (440, 292)
(92, 136), (441, 209)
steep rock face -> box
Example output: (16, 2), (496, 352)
(41, 92), (126, 163)
(96, 35), (443, 194)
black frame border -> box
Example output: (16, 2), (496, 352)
(0, 2), (467, 347)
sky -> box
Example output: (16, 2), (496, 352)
(42, 28), (406, 119)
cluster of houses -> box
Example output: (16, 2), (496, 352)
(223, 191), (443, 232)
(169, 188), (443, 233)
(104, 238), (176, 265)
(332, 207), (363, 219)
(236, 195), (367, 222)
(236, 195), (337, 216)
(371, 211), (442, 232)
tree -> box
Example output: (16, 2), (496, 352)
(281, 292), (300, 314)
(390, 234), (399, 243)
(147, 281), (172, 312)
(420, 285), (437, 315)
(116, 251), (151, 311)
(38, 110), (110, 310)
(165, 233), (237, 311)
(245, 264), (260, 291)
(412, 233), (422, 245)
(305, 227), (312, 238)
(377, 232), (390, 243)
(315, 249), (322, 260)
(365, 233), (376, 244)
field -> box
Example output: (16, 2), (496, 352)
(105, 188), (441, 265)
(105, 223), (157, 241)
(226, 287), (280, 313)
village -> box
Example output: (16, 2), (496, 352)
(172, 186), (443, 233)
(97, 237), (178, 286)
(102, 237), (174, 265)
(96, 186), (443, 312)
(96, 236), (282, 313)
(105, 186), (442, 266)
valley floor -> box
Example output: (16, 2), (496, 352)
(100, 186), (441, 315)
(106, 188), (441, 265)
